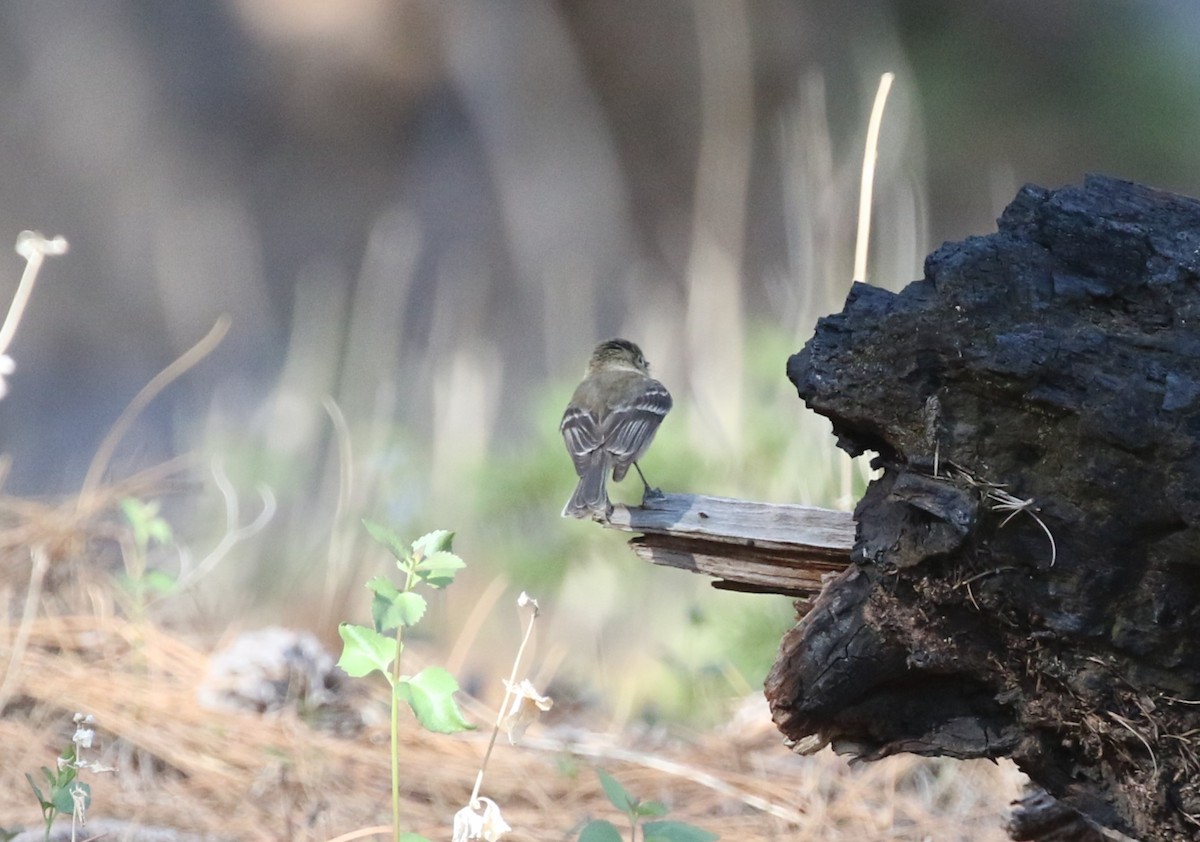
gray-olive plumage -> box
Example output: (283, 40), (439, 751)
(560, 339), (672, 518)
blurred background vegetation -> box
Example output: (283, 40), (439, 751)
(1, 0), (1199, 723)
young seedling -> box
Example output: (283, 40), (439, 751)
(117, 497), (178, 618)
(25, 713), (113, 842)
(337, 523), (474, 842)
(579, 769), (718, 842)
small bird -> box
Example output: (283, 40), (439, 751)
(560, 338), (673, 519)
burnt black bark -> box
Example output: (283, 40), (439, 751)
(765, 176), (1200, 841)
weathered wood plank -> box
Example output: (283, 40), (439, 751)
(604, 492), (854, 596)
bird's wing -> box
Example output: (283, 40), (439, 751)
(560, 405), (604, 475)
(602, 379), (673, 465)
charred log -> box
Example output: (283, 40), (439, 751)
(765, 176), (1200, 841)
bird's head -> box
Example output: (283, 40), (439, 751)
(587, 338), (649, 374)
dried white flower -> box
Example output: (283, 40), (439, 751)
(70, 781), (89, 825)
(15, 230), (69, 259)
(500, 679), (553, 744)
(73, 724), (95, 749)
(453, 796), (511, 841)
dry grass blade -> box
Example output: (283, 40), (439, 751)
(943, 463), (1059, 567)
(985, 488), (1058, 567)
(1107, 711), (1159, 780)
(79, 315), (230, 502)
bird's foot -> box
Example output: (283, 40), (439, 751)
(640, 485), (666, 504)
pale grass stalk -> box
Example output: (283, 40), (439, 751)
(80, 315), (231, 501)
(445, 574), (510, 678)
(517, 733), (805, 825)
(839, 71), (895, 510)
(0, 543), (48, 712)
(324, 826), (393, 842)
(685, 0), (751, 455)
(852, 72), (896, 285)
(320, 396), (354, 630)
(174, 459), (276, 590)
(779, 71), (837, 332)
(430, 345), (502, 505)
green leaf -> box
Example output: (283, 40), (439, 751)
(121, 498), (172, 549)
(596, 768), (636, 814)
(413, 550), (465, 588)
(24, 773), (47, 808)
(377, 591), (427, 630)
(635, 800), (668, 818)
(398, 835), (431, 842)
(363, 519), (410, 563)
(366, 576), (400, 600)
(364, 580), (417, 633)
(140, 570), (178, 595)
(51, 781), (88, 815)
(643, 820), (719, 842)
(147, 518), (173, 545)
(411, 529), (454, 558)
(396, 666), (474, 733)
(336, 623), (397, 677)
(578, 820), (624, 842)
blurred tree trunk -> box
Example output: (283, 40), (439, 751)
(766, 176), (1200, 842)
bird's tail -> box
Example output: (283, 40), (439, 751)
(562, 455), (609, 519)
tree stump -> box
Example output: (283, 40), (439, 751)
(765, 175), (1200, 841)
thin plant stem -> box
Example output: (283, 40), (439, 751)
(0, 232), (68, 358)
(468, 599), (539, 805)
(390, 562), (419, 842)
(390, 623), (403, 842)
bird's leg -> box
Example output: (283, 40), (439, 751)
(633, 461), (664, 502)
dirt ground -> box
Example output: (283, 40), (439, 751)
(0, 611), (1026, 842)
